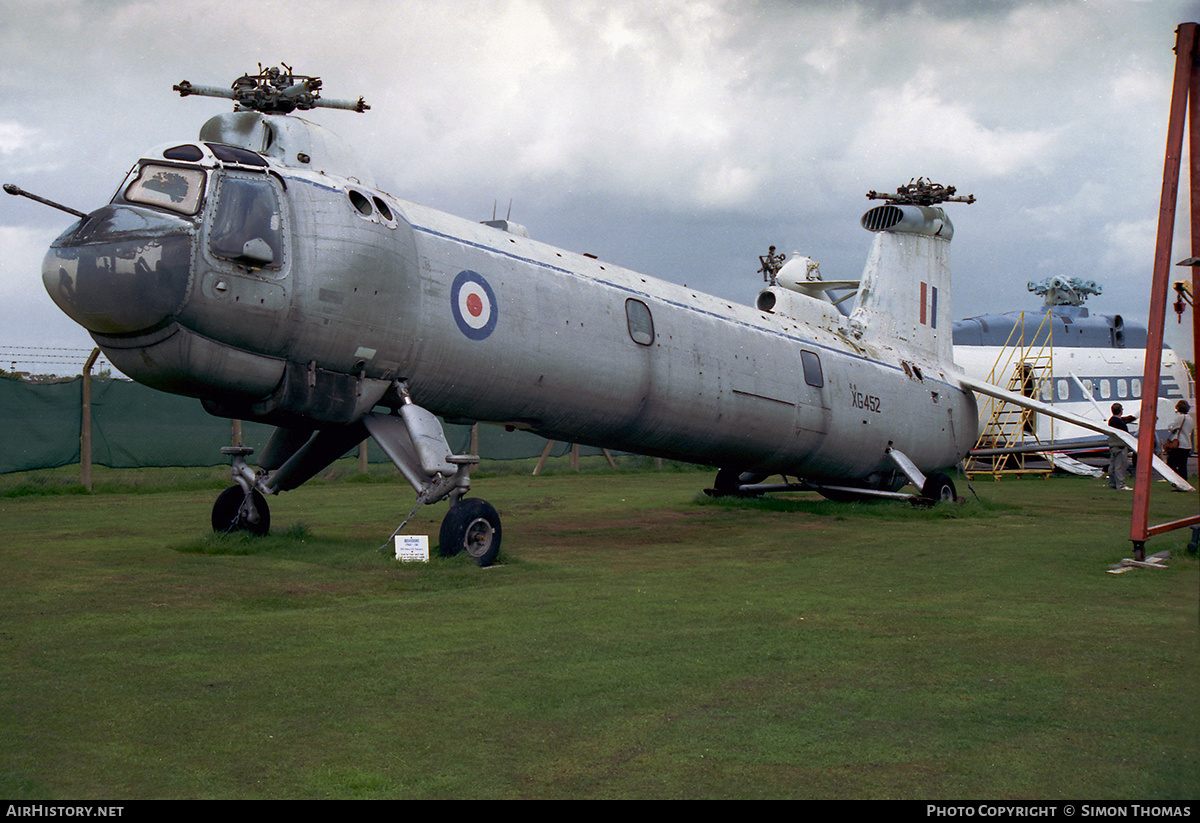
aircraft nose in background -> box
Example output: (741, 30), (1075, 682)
(41, 204), (194, 336)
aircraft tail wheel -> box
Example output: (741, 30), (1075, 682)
(438, 498), (502, 566)
(212, 485), (271, 535)
(921, 472), (957, 504)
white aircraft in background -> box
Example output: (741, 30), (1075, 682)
(953, 276), (1193, 458)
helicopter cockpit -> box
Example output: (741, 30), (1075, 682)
(119, 142), (286, 272)
(122, 161), (206, 216)
(42, 136), (290, 342)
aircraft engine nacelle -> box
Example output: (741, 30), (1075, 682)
(756, 253), (858, 330)
(755, 286), (845, 333)
(861, 204), (953, 240)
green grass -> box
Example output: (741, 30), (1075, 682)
(0, 453), (693, 498)
(0, 468), (1196, 799)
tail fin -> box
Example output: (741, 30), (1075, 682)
(847, 203), (956, 363)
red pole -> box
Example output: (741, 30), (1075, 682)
(1190, 24), (1200, 531)
(1131, 23), (1197, 555)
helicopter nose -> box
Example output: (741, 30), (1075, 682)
(42, 204), (194, 335)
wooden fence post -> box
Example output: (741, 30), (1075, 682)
(80, 348), (100, 492)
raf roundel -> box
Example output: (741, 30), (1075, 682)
(451, 270), (498, 341)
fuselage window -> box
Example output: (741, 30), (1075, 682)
(1131, 378), (1141, 399)
(625, 298), (654, 345)
(124, 163), (206, 216)
(209, 176), (283, 269)
(801, 350), (824, 388)
(1057, 379), (1069, 401)
(1101, 379), (1111, 399)
(1118, 379), (1128, 399)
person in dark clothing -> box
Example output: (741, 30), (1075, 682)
(1165, 399), (1194, 481)
(1107, 403), (1136, 490)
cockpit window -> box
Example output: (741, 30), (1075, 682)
(163, 144), (204, 162)
(206, 143), (268, 167)
(209, 176), (283, 269)
(124, 164), (205, 215)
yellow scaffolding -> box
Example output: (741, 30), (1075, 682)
(964, 310), (1057, 480)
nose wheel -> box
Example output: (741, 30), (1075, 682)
(212, 486), (271, 535)
(213, 446), (271, 535)
(438, 498), (502, 566)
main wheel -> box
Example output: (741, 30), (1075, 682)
(211, 485), (271, 535)
(438, 498), (502, 566)
(709, 468), (768, 497)
(921, 471), (957, 504)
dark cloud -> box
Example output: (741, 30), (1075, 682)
(0, 0), (1192, 368)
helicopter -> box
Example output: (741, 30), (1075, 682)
(9, 66), (1185, 566)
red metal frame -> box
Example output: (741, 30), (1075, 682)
(1130, 22), (1200, 558)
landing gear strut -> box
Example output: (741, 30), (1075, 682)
(209, 384), (504, 565)
(368, 383), (501, 566)
(212, 446), (271, 535)
(706, 448), (961, 506)
(707, 467), (769, 497)
(212, 485), (271, 535)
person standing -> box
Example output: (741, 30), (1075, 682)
(1165, 399), (1195, 481)
(1107, 403), (1136, 490)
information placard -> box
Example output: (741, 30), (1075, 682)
(394, 535), (430, 562)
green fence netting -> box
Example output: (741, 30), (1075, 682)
(0, 378), (610, 473)
(0, 379), (82, 472)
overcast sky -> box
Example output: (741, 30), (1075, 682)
(3, 0), (1199, 373)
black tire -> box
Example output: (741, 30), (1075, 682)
(921, 471), (957, 504)
(438, 498), (502, 566)
(710, 468), (768, 497)
(211, 485), (271, 535)
(711, 467), (742, 496)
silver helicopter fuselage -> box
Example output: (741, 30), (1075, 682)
(41, 110), (977, 494)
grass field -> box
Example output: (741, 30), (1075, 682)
(0, 462), (1196, 799)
